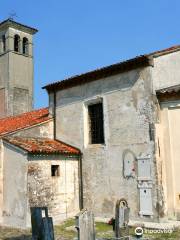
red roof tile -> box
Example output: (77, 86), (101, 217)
(0, 108), (51, 136)
(3, 137), (80, 155)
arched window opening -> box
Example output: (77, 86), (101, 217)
(14, 34), (20, 52)
(2, 35), (6, 52)
(22, 37), (29, 55)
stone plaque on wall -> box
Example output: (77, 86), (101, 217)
(137, 156), (151, 180)
(123, 150), (136, 178)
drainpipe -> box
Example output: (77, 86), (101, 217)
(53, 90), (56, 140)
(79, 153), (84, 210)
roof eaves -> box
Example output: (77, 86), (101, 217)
(156, 84), (180, 94)
(2, 137), (81, 156)
(148, 45), (180, 58)
(43, 55), (153, 92)
(0, 19), (38, 34)
(3, 138), (28, 155)
(28, 150), (80, 156)
(54, 138), (81, 155)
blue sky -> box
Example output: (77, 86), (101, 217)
(1, 0), (180, 108)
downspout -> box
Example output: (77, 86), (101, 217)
(53, 90), (56, 140)
(79, 153), (83, 210)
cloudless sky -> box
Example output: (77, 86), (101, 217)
(1, 0), (180, 108)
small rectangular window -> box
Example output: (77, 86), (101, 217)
(51, 165), (60, 177)
(88, 102), (104, 144)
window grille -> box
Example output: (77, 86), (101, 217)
(88, 102), (104, 144)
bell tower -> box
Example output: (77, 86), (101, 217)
(0, 19), (38, 118)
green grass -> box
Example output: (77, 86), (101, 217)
(95, 221), (114, 238)
(54, 218), (77, 239)
(1, 219), (180, 239)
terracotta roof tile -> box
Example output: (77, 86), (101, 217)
(3, 137), (80, 155)
(0, 108), (51, 136)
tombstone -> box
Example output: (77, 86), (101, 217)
(75, 209), (95, 240)
(31, 207), (55, 240)
(115, 199), (130, 239)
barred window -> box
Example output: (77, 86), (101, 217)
(88, 102), (104, 144)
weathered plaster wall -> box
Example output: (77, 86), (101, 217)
(10, 120), (54, 139)
(53, 67), (157, 220)
(0, 140), (4, 224)
(152, 51), (180, 91)
(152, 51), (180, 220)
(27, 155), (79, 223)
(0, 120), (54, 227)
(154, 102), (180, 220)
(0, 26), (34, 117)
(0, 142), (79, 228)
(2, 143), (28, 228)
(0, 53), (8, 118)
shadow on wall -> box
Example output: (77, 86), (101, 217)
(56, 69), (141, 107)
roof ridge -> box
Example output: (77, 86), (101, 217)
(0, 108), (51, 136)
(0, 107), (48, 121)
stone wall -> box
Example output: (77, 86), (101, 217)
(53, 66), (157, 220)
(27, 155), (80, 223)
(0, 25), (34, 117)
(0, 142), (79, 228)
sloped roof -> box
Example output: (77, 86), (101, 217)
(0, 108), (51, 136)
(43, 45), (180, 92)
(3, 137), (80, 155)
(43, 55), (152, 92)
(0, 18), (38, 34)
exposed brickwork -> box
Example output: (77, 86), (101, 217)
(27, 158), (80, 222)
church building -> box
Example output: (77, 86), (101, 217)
(44, 46), (180, 223)
(0, 19), (80, 228)
(0, 18), (180, 228)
